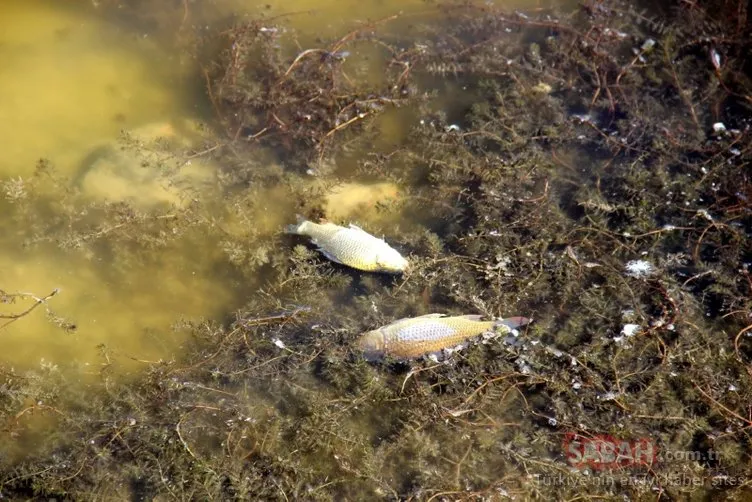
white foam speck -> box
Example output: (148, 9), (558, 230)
(622, 324), (641, 337)
(625, 260), (655, 278)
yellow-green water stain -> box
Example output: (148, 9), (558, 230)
(0, 1), (183, 178)
(0, 2), (231, 376)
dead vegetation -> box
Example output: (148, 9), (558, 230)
(1, 0), (752, 499)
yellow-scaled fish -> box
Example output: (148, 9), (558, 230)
(285, 215), (409, 273)
(357, 313), (530, 359)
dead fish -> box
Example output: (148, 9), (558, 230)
(357, 313), (531, 360)
(285, 215), (409, 273)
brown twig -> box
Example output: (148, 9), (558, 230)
(734, 323), (752, 362)
(692, 383), (752, 427)
(0, 288), (60, 330)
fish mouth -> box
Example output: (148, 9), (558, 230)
(357, 330), (386, 359)
(376, 263), (407, 274)
(385, 259), (410, 274)
(385, 266), (407, 274)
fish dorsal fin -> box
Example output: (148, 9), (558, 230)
(456, 314), (485, 321)
(348, 223), (380, 237)
(385, 313), (445, 326)
(347, 223), (388, 244)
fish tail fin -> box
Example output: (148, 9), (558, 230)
(493, 316), (531, 331)
(284, 214), (309, 235)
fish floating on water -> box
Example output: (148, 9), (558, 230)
(357, 313), (531, 360)
(285, 215), (409, 273)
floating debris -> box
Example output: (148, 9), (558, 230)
(710, 48), (722, 70)
(621, 324), (641, 337)
(531, 81), (553, 94)
(625, 260), (656, 278)
(640, 38), (656, 52)
(697, 208), (714, 221)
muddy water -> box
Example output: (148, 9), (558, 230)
(0, 3), (185, 178)
(0, 0), (573, 367)
(0, 0), (416, 376)
(0, 0), (569, 464)
(0, 2), (224, 375)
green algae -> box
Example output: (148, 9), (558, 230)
(2, 0), (752, 500)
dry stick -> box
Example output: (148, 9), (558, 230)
(681, 270), (714, 287)
(400, 362), (444, 394)
(240, 306), (312, 327)
(663, 43), (701, 132)
(692, 221), (734, 261)
(330, 13), (400, 54)
(175, 407), (221, 476)
(183, 143), (224, 160)
(176, 413), (200, 462)
(282, 48), (329, 77)
(628, 226), (696, 239)
(441, 442), (473, 490)
(246, 126), (269, 141)
(323, 112), (371, 139)
(80, 214), (177, 243)
(181, 0), (189, 26)
(462, 373), (532, 405)
(281, 13), (401, 87)
(591, 64), (617, 112)
(315, 111), (372, 163)
(692, 383), (752, 427)
(517, 179), (549, 203)
(734, 323), (752, 361)
(14, 403), (66, 421)
(0, 288), (60, 330)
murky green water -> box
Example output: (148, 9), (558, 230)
(2, 1), (749, 499)
(0, 2), (232, 378)
(0, 0), (566, 375)
(0, 0), (574, 479)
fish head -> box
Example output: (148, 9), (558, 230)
(375, 247), (409, 273)
(357, 329), (386, 361)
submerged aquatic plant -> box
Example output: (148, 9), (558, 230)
(0, 288), (71, 333)
(204, 16), (414, 174)
(2, 0), (752, 500)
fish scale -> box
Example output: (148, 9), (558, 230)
(325, 228), (374, 264)
(285, 216), (409, 273)
(386, 319), (495, 357)
(358, 314), (531, 359)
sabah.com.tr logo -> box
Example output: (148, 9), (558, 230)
(563, 433), (658, 470)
